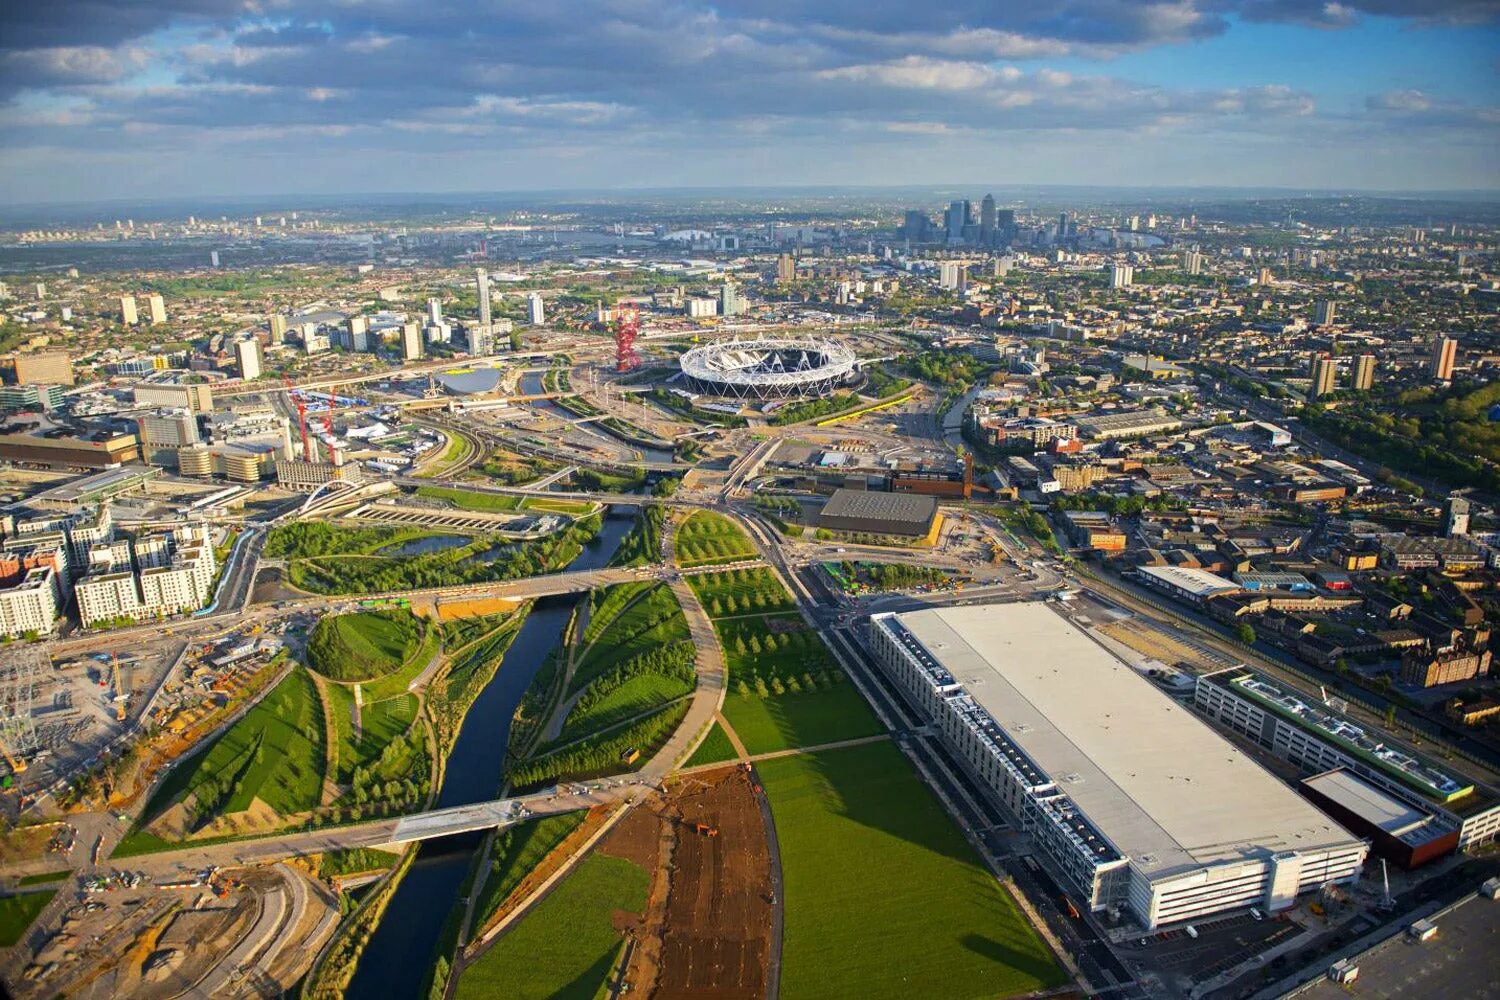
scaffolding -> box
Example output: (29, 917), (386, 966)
(0, 647), (46, 761)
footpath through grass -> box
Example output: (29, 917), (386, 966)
(682, 721), (738, 768)
(758, 741), (1064, 1000)
(456, 852), (649, 1000)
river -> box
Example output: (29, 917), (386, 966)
(343, 506), (636, 1000)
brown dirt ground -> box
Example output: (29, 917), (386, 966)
(645, 765), (774, 1000)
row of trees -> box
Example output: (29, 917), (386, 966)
(734, 669), (846, 699)
(506, 701), (689, 790)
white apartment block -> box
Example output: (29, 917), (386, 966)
(0, 567), (61, 637)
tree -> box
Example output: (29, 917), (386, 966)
(1235, 623), (1256, 645)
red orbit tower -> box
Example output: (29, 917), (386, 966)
(614, 305), (641, 372)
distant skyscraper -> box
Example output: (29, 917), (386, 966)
(119, 294), (138, 325)
(1309, 355), (1337, 400)
(234, 338), (263, 380)
(979, 194), (996, 242)
(939, 261), (963, 291)
(776, 253), (796, 282)
(1353, 354), (1376, 391)
(476, 269), (491, 330)
(1430, 336), (1457, 380)
(269, 314), (288, 342)
(469, 323), (494, 356)
(147, 293), (166, 325)
(1183, 250), (1202, 275)
(427, 297), (442, 326)
(527, 292), (546, 326)
(1443, 496), (1470, 537)
(1314, 300), (1337, 327)
(945, 200), (972, 241)
(1257, 266), (1274, 286)
(1109, 264), (1133, 289)
(210, 250), (220, 267)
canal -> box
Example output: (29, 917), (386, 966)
(343, 505), (637, 999)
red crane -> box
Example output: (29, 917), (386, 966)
(614, 305), (641, 372)
(284, 375), (315, 462)
(323, 382), (336, 438)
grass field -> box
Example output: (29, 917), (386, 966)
(472, 811), (588, 931)
(456, 852), (649, 1000)
(674, 510), (757, 567)
(414, 485), (522, 512)
(142, 667), (326, 826)
(557, 670), (693, 746)
(722, 684), (883, 755)
(571, 583), (688, 692)
(318, 847), (400, 878)
(688, 567), (797, 617)
(17, 870), (69, 886)
(324, 686), (420, 784)
(682, 721), (739, 768)
(357, 628), (440, 702)
(609, 505), (665, 568)
(306, 610), (422, 683)
(0, 891), (55, 947)
(759, 742), (1063, 1000)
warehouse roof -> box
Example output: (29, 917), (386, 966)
(820, 489), (937, 527)
(892, 603), (1360, 881)
(1138, 564), (1241, 598)
(1302, 769), (1445, 846)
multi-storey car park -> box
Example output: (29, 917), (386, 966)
(1194, 668), (1500, 865)
(869, 603), (1369, 930)
(677, 336), (857, 399)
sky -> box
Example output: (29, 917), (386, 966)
(0, 1), (1496, 204)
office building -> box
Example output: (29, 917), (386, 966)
(233, 338), (263, 380)
(1430, 336), (1457, 380)
(1109, 264), (1133, 289)
(1183, 250), (1202, 275)
(137, 409), (202, 467)
(0, 384), (64, 412)
(527, 292), (546, 325)
(269, 314), (288, 342)
(871, 605), (1367, 929)
(147, 293), (167, 325)
(1314, 300), (1336, 327)
(1353, 354), (1376, 391)
(979, 193), (996, 241)
(776, 253), (796, 282)
(120, 294), (138, 325)
(900, 211), (932, 243)
(427, 298), (443, 326)
(1195, 668), (1500, 853)
(1443, 496), (1470, 537)
(476, 268), (491, 329)
(401, 322), (423, 361)
(945, 199), (972, 241)
(13, 351), (74, 386)
(1310, 355), (1338, 400)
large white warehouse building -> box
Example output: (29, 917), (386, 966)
(870, 603), (1368, 929)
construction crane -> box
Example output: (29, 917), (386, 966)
(323, 382), (337, 437)
(112, 653), (127, 722)
(283, 375), (315, 462)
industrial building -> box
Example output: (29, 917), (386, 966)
(870, 604), (1368, 929)
(818, 489), (939, 539)
(1195, 668), (1500, 857)
(1134, 564), (1242, 604)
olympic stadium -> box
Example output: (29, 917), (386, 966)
(677, 337), (857, 399)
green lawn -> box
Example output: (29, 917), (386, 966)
(688, 567), (797, 617)
(715, 614), (831, 680)
(306, 610), (422, 682)
(682, 722), (739, 768)
(722, 684), (883, 755)
(472, 811), (588, 931)
(556, 671), (694, 746)
(571, 584), (688, 691)
(358, 628), (441, 702)
(674, 510), (757, 567)
(325, 686), (419, 784)
(414, 485), (522, 511)
(16, 870), (69, 886)
(141, 667), (326, 825)
(0, 891), (56, 947)
(456, 853), (649, 1000)
(759, 743), (1064, 1000)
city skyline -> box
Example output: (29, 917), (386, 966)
(0, 1), (1497, 204)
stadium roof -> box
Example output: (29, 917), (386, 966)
(893, 603), (1360, 881)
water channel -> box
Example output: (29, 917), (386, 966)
(344, 506), (636, 999)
